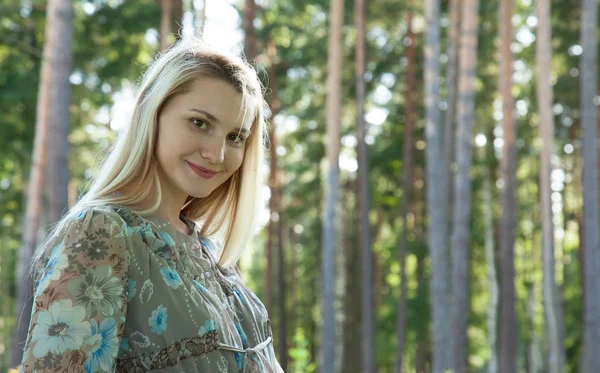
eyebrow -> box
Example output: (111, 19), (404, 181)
(189, 108), (251, 134)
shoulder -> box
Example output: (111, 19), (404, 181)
(43, 204), (134, 265)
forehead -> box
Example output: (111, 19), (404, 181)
(176, 77), (255, 131)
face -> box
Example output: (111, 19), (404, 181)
(154, 77), (253, 203)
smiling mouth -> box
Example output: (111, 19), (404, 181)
(186, 162), (217, 179)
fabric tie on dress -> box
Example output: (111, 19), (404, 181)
(218, 336), (279, 372)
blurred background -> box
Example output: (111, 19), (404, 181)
(1, 0), (599, 372)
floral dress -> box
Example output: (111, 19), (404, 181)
(19, 204), (283, 373)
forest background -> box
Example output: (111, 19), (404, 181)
(0, 0), (599, 373)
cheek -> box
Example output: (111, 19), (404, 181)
(226, 149), (245, 173)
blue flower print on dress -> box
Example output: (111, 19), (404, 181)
(84, 318), (120, 373)
(67, 264), (124, 318)
(160, 266), (183, 289)
(36, 242), (68, 296)
(198, 320), (216, 336)
(118, 337), (129, 357)
(126, 279), (137, 302)
(149, 304), (168, 334)
(158, 231), (176, 246)
(30, 299), (92, 358)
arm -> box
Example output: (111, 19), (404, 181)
(20, 208), (130, 373)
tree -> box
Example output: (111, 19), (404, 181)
(243, 0), (257, 61)
(424, 0), (452, 370)
(173, 0), (183, 41)
(11, 0), (73, 367)
(442, 0), (460, 239)
(498, 0), (518, 371)
(535, 0), (566, 370)
(46, 0), (73, 224)
(342, 178), (361, 373)
(395, 7), (417, 373)
(579, 0), (600, 370)
(320, 0), (343, 371)
(451, 0), (479, 371)
(481, 148), (498, 373)
(265, 35), (288, 370)
(355, 0), (374, 371)
(160, 0), (172, 51)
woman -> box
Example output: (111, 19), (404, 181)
(19, 39), (284, 373)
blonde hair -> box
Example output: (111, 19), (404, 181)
(30, 39), (268, 271)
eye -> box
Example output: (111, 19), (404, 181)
(191, 118), (209, 130)
(228, 133), (247, 145)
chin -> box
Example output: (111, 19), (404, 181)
(188, 188), (215, 199)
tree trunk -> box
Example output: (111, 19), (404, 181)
(320, 0), (343, 371)
(11, 0), (72, 367)
(266, 36), (287, 371)
(526, 284), (542, 373)
(442, 0), (460, 244)
(173, 0), (183, 42)
(451, 0), (479, 371)
(534, 0), (566, 371)
(265, 36), (280, 326)
(395, 8), (417, 373)
(354, 0), (374, 371)
(277, 203), (287, 371)
(580, 0), (600, 370)
(342, 180), (361, 373)
(46, 0), (73, 224)
(160, 0), (172, 51)
(481, 151), (499, 373)
(424, 0), (452, 370)
(243, 0), (257, 61)
(413, 165), (429, 373)
(498, 0), (518, 371)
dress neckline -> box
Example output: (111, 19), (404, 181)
(143, 212), (198, 240)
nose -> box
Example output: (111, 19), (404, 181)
(200, 137), (225, 164)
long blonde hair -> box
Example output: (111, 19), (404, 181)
(31, 39), (268, 271)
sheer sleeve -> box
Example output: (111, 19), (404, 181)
(19, 208), (131, 373)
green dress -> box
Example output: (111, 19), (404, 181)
(20, 204), (283, 373)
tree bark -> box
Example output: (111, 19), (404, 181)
(354, 0), (374, 371)
(243, 0), (257, 61)
(442, 0), (461, 245)
(498, 0), (518, 371)
(534, 0), (566, 371)
(526, 284), (542, 373)
(481, 151), (499, 373)
(580, 0), (600, 370)
(265, 36), (280, 326)
(11, 0), (72, 367)
(160, 0), (172, 51)
(320, 0), (343, 371)
(342, 180), (361, 373)
(451, 0), (479, 371)
(395, 8), (416, 373)
(424, 0), (452, 370)
(173, 0), (183, 42)
(46, 0), (73, 224)
(266, 37), (287, 371)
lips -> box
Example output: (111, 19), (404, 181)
(186, 161), (218, 179)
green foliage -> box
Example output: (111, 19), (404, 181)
(1, 0), (593, 371)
